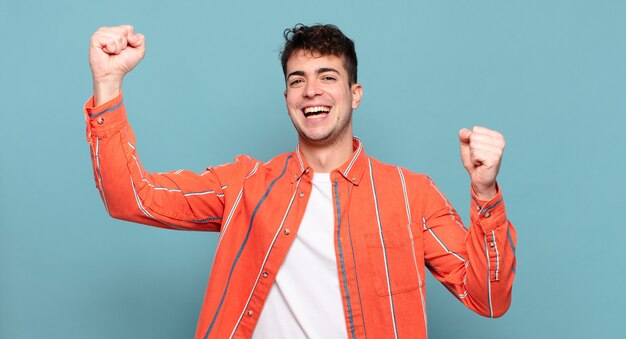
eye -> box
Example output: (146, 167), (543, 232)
(321, 75), (337, 82)
(289, 78), (304, 87)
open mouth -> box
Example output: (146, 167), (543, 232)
(303, 106), (331, 118)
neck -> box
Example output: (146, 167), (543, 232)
(298, 134), (354, 173)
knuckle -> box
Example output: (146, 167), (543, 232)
(113, 24), (133, 36)
(99, 37), (112, 46)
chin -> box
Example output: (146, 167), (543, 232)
(300, 131), (343, 148)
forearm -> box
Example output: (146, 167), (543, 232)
(84, 94), (224, 231)
(422, 180), (517, 318)
(462, 193), (516, 317)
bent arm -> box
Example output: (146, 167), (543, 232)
(84, 94), (232, 231)
(421, 177), (516, 318)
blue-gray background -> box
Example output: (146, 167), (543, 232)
(1, 0), (624, 338)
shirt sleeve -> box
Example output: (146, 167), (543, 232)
(420, 176), (517, 318)
(83, 94), (249, 231)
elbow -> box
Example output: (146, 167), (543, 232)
(474, 302), (511, 319)
(99, 188), (144, 222)
(490, 301), (511, 318)
(106, 202), (141, 223)
(108, 208), (130, 221)
(107, 207), (128, 221)
(484, 291), (512, 318)
(467, 285), (512, 318)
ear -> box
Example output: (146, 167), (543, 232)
(351, 83), (363, 109)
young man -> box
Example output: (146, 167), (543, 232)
(85, 24), (516, 339)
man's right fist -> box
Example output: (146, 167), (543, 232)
(89, 25), (145, 105)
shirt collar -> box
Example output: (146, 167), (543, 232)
(291, 137), (367, 186)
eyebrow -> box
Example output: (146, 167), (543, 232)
(286, 67), (341, 79)
(317, 67), (340, 75)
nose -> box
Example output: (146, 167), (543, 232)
(303, 80), (322, 98)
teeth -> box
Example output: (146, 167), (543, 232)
(303, 106), (330, 114)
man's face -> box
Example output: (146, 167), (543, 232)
(284, 50), (362, 148)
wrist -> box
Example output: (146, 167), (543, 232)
(93, 76), (123, 106)
(472, 183), (498, 201)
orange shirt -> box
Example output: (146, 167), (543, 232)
(84, 94), (516, 339)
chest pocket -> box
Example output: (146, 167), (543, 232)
(364, 225), (423, 296)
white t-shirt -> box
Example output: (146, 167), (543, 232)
(252, 173), (348, 338)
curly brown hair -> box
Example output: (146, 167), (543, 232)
(280, 24), (358, 85)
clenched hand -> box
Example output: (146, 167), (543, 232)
(459, 126), (506, 200)
(89, 25), (145, 105)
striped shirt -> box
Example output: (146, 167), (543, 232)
(84, 93), (517, 339)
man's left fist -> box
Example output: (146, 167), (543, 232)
(459, 126), (506, 200)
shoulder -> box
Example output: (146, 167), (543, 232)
(261, 152), (293, 170)
(367, 155), (431, 185)
(203, 154), (262, 182)
(244, 151), (296, 180)
(207, 151), (296, 179)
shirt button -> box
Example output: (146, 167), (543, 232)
(299, 192), (304, 198)
(284, 229), (290, 235)
(476, 205), (481, 212)
(247, 310), (253, 317)
(489, 242), (495, 247)
(262, 272), (268, 278)
(485, 212), (491, 218)
(305, 168), (310, 174)
(97, 117), (104, 124)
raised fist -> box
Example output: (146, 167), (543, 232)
(89, 25), (145, 104)
(458, 126), (506, 200)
